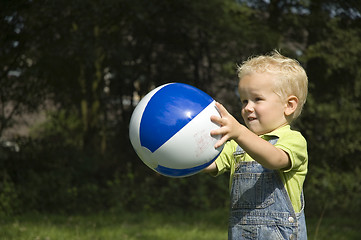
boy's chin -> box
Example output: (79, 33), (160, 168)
(248, 126), (268, 136)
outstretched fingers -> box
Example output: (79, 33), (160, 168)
(210, 102), (232, 148)
(214, 135), (229, 149)
(215, 102), (229, 117)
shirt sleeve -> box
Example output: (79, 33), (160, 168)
(274, 131), (308, 173)
(213, 140), (237, 176)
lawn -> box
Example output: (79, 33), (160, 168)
(0, 210), (359, 240)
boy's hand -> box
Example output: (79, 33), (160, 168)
(210, 102), (243, 148)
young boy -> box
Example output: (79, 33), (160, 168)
(205, 51), (308, 239)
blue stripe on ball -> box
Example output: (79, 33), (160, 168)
(139, 83), (213, 153)
(155, 151), (221, 177)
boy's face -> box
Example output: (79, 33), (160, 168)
(238, 72), (288, 135)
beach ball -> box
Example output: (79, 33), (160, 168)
(129, 83), (224, 177)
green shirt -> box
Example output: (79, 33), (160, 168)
(214, 125), (308, 213)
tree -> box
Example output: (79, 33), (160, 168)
(302, 0), (361, 170)
(0, 0), (46, 138)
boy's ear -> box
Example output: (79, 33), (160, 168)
(284, 95), (298, 116)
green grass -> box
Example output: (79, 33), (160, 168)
(0, 210), (359, 240)
(0, 210), (228, 240)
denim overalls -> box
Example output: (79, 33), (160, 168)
(229, 139), (307, 240)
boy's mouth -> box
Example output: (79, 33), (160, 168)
(247, 116), (257, 121)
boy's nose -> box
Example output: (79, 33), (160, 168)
(244, 102), (254, 112)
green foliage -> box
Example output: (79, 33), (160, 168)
(0, 172), (20, 216)
(0, 136), (229, 214)
(30, 109), (83, 148)
(299, 11), (361, 172)
(100, 162), (229, 213)
(300, 94), (361, 170)
(305, 165), (361, 217)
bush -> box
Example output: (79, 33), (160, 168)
(305, 164), (361, 217)
(0, 172), (20, 216)
(0, 136), (230, 215)
(105, 162), (230, 213)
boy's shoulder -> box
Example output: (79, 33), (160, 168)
(264, 125), (305, 139)
(263, 125), (307, 148)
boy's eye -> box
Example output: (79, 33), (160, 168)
(255, 97), (262, 102)
(241, 100), (248, 107)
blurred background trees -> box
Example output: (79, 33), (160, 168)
(1, 0), (360, 216)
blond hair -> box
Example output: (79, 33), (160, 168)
(237, 50), (308, 121)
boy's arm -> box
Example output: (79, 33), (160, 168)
(234, 128), (291, 170)
(210, 102), (290, 170)
(202, 161), (218, 174)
